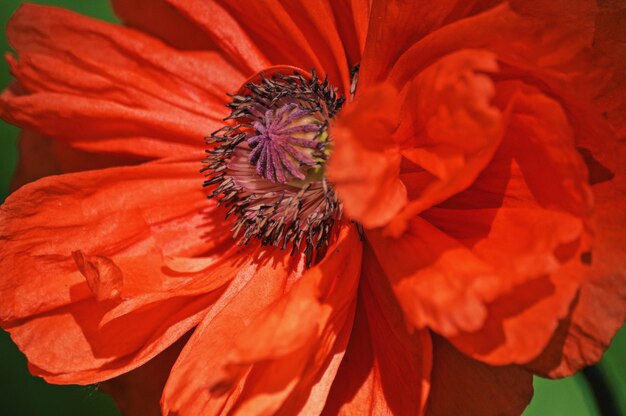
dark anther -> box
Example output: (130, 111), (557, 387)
(350, 64), (360, 98)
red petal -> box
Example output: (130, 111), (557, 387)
(330, 51), (504, 233)
(162, 225), (362, 415)
(526, 3), (626, 375)
(529, 124), (626, 377)
(73, 252), (124, 302)
(0, 159), (248, 383)
(423, 83), (592, 287)
(421, 85), (591, 364)
(368, 88), (591, 351)
(426, 335), (533, 416)
(368, 217), (501, 337)
(328, 0), (371, 69)
(225, 226), (361, 415)
(1, 159), (215, 318)
(1, 4), (243, 158)
(10, 131), (59, 190)
(100, 334), (188, 416)
(165, 0), (355, 93)
(155, 0), (269, 74)
(111, 0), (217, 51)
(14, 293), (217, 384)
(327, 84), (407, 228)
(593, 2), (626, 135)
(448, 269), (581, 366)
(360, 0), (501, 89)
(436, 84), (589, 264)
(387, 49), (504, 235)
(10, 131), (143, 191)
(323, 247), (432, 415)
(161, 251), (305, 415)
(388, 1), (606, 102)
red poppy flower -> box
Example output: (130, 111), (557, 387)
(1, 1), (625, 415)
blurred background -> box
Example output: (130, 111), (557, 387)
(0, 1), (624, 415)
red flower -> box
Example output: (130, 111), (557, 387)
(1, 1), (625, 415)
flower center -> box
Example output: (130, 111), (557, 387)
(203, 70), (345, 266)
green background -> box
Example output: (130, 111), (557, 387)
(0, 1), (623, 415)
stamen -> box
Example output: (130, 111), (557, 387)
(203, 69), (346, 266)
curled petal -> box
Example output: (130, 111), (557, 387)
(73, 252), (124, 302)
(388, 49), (504, 235)
(367, 217), (501, 337)
(327, 84), (407, 228)
(421, 84), (592, 364)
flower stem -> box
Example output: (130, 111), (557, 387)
(583, 365), (620, 416)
